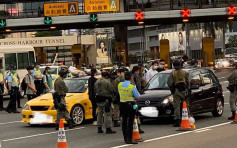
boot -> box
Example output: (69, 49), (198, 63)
(55, 123), (59, 130)
(125, 140), (138, 144)
(98, 127), (103, 133)
(228, 111), (235, 120)
(114, 120), (120, 127)
(67, 120), (76, 129)
(106, 128), (116, 134)
(173, 119), (181, 127)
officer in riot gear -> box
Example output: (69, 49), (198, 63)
(53, 68), (76, 130)
(94, 71), (116, 134)
(167, 59), (189, 127)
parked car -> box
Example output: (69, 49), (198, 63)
(138, 68), (224, 122)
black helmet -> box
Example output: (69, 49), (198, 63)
(101, 71), (109, 78)
(118, 66), (126, 73)
(89, 64), (94, 68)
(9, 65), (17, 70)
(109, 68), (117, 79)
(59, 68), (69, 77)
(125, 71), (132, 80)
(173, 59), (182, 69)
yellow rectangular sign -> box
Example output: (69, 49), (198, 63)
(44, 2), (78, 16)
(85, 0), (119, 13)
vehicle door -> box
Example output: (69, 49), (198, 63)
(188, 71), (205, 113)
(199, 70), (218, 110)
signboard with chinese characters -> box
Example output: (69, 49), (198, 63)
(44, 2), (78, 16)
(85, 0), (119, 13)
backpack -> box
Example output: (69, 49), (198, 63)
(21, 74), (30, 93)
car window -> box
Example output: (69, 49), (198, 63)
(146, 73), (169, 90)
(190, 74), (202, 86)
(201, 70), (218, 84)
(39, 67), (57, 75)
(201, 72), (212, 85)
(64, 79), (88, 93)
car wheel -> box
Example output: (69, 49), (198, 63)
(70, 105), (84, 125)
(212, 99), (224, 117)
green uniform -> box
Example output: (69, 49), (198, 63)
(54, 77), (71, 124)
(167, 70), (188, 120)
(94, 78), (114, 128)
(113, 75), (125, 121)
(227, 70), (237, 112)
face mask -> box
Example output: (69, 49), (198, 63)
(13, 70), (16, 74)
(153, 66), (158, 70)
(30, 70), (34, 74)
(48, 71), (52, 74)
(159, 65), (164, 68)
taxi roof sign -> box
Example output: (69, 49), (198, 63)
(44, 2), (78, 16)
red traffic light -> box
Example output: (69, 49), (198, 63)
(181, 9), (190, 18)
(228, 6), (236, 15)
(135, 11), (144, 20)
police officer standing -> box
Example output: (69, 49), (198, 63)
(0, 66), (4, 111)
(53, 68), (76, 130)
(33, 63), (43, 97)
(5, 65), (20, 113)
(119, 72), (140, 144)
(109, 68), (120, 127)
(94, 71), (116, 134)
(227, 64), (237, 120)
(167, 59), (188, 127)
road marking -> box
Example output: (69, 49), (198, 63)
(220, 81), (228, 84)
(218, 77), (226, 80)
(223, 91), (230, 94)
(0, 121), (21, 125)
(2, 127), (85, 142)
(224, 103), (229, 105)
(111, 122), (231, 148)
(194, 129), (211, 133)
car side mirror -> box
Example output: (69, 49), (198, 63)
(190, 85), (199, 90)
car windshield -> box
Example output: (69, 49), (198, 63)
(64, 79), (88, 93)
(146, 73), (170, 90)
(39, 67), (57, 75)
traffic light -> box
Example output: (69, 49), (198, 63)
(0, 19), (6, 27)
(90, 14), (98, 22)
(44, 16), (52, 25)
(227, 6), (236, 21)
(181, 9), (190, 23)
(135, 11), (144, 25)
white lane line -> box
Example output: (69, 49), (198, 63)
(194, 129), (211, 133)
(2, 127), (85, 142)
(224, 103), (229, 105)
(111, 122), (231, 148)
(223, 91), (230, 94)
(218, 77), (226, 80)
(0, 121), (21, 125)
(220, 81), (228, 84)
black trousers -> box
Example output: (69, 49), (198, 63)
(120, 102), (136, 142)
(34, 80), (42, 97)
(6, 87), (18, 112)
(0, 83), (4, 109)
(27, 95), (36, 101)
(92, 101), (97, 121)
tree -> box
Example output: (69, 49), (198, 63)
(34, 30), (62, 37)
(226, 35), (237, 48)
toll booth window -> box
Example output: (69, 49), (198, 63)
(17, 53), (29, 69)
(29, 51), (35, 66)
(5, 53), (17, 70)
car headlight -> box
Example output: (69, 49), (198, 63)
(162, 96), (173, 104)
(23, 104), (29, 110)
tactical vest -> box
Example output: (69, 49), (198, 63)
(172, 70), (186, 84)
(118, 82), (134, 102)
(35, 69), (41, 75)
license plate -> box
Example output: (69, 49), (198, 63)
(139, 107), (159, 117)
(30, 112), (53, 124)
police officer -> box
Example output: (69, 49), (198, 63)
(167, 59), (188, 127)
(94, 71), (116, 134)
(227, 64), (237, 120)
(109, 68), (120, 127)
(53, 68), (76, 130)
(119, 72), (140, 144)
(0, 66), (4, 111)
(33, 63), (43, 97)
(5, 65), (20, 113)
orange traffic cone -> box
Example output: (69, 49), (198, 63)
(57, 119), (68, 148)
(179, 101), (193, 131)
(132, 116), (143, 142)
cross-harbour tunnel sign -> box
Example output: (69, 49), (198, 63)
(85, 0), (119, 13)
(0, 36), (78, 47)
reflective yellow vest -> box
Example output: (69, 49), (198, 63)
(35, 69), (41, 75)
(12, 73), (19, 86)
(118, 82), (134, 102)
(0, 73), (3, 82)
